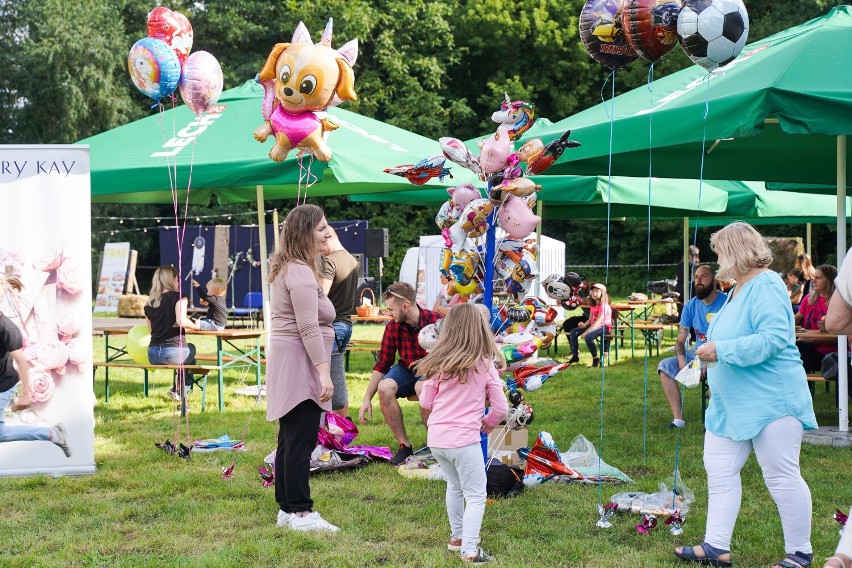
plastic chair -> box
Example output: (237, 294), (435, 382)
(231, 292), (263, 328)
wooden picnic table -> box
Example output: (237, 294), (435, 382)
(93, 324), (265, 412)
(351, 314), (393, 323)
(795, 329), (840, 346)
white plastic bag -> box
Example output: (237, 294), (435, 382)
(673, 357), (702, 388)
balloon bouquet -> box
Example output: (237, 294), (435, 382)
(127, 7), (224, 114)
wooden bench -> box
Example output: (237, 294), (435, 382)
(93, 362), (221, 411)
(343, 340), (382, 371)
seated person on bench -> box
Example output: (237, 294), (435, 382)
(358, 282), (442, 465)
(191, 277), (228, 331)
(658, 265), (726, 429)
(145, 266), (201, 401)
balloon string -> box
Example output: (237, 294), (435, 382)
(598, 68), (616, 515)
(642, 62), (656, 469)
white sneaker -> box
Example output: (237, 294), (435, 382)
(276, 510), (292, 528)
(289, 511), (340, 532)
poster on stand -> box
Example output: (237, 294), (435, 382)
(93, 242), (131, 314)
(0, 145), (95, 477)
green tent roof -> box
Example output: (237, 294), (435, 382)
(529, 6), (852, 184)
(78, 81), (475, 204)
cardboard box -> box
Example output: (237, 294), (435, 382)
(487, 427), (529, 466)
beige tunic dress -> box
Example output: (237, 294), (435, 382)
(266, 261), (335, 421)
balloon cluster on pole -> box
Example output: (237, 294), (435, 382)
(127, 7), (223, 114)
(579, 0), (749, 72)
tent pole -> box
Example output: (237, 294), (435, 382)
(837, 136), (849, 432)
(257, 185), (271, 345)
(272, 209), (280, 251)
(805, 223), (812, 258)
(683, 217), (689, 301)
(483, 182), (497, 311)
(534, 198), (544, 299)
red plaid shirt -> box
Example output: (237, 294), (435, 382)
(373, 307), (442, 374)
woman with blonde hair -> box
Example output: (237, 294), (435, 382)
(266, 204), (338, 532)
(796, 253), (817, 296)
(144, 266), (200, 400)
(675, 222), (817, 568)
(415, 302), (509, 562)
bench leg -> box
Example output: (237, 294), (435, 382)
(201, 374), (207, 412)
(105, 367), (110, 403)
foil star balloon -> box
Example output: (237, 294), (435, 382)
(222, 464), (235, 481)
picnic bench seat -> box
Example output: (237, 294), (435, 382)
(93, 362), (221, 411)
(343, 340), (382, 371)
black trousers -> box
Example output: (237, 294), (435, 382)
(275, 399), (322, 513)
(796, 341), (828, 373)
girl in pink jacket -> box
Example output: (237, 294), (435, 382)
(415, 303), (509, 563)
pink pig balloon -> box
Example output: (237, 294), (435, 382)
(498, 195), (540, 239)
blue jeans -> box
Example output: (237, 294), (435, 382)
(198, 319), (225, 331)
(568, 326), (606, 359)
(330, 322), (352, 410)
(0, 386), (53, 443)
(148, 344), (197, 389)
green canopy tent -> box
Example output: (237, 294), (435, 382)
(526, 7), (852, 431)
(78, 79), (478, 325)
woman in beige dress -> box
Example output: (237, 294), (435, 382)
(267, 204), (337, 532)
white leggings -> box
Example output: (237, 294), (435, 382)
(431, 442), (487, 556)
(704, 415), (812, 554)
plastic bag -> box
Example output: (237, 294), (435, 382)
(560, 434), (633, 484)
(610, 473), (694, 517)
(673, 357), (702, 388)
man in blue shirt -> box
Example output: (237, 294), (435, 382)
(659, 265), (727, 428)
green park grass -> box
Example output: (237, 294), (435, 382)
(2, 324), (849, 567)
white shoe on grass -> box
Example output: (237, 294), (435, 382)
(53, 423), (71, 457)
(276, 510), (292, 528)
(289, 511), (340, 532)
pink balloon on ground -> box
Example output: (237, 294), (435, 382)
(179, 51), (224, 115)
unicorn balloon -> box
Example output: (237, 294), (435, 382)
(477, 94), (535, 176)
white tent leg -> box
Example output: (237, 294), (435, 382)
(534, 199), (544, 299)
(257, 185), (271, 347)
(806, 223), (812, 257)
(837, 136), (848, 432)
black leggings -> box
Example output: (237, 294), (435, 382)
(275, 399), (323, 513)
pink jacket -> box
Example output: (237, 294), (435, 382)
(419, 358), (509, 449)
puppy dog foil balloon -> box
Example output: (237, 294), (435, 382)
(254, 19), (357, 163)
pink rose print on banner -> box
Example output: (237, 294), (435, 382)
(0, 249), (24, 280)
(56, 258), (83, 294)
(37, 340), (70, 375)
(56, 313), (81, 341)
(29, 367), (56, 403)
(34, 246), (64, 271)
(66, 338), (88, 369)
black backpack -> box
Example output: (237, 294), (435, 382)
(486, 459), (525, 498)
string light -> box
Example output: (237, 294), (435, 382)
(93, 219), (367, 236)
(119, 218), (124, 224)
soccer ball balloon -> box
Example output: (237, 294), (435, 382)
(677, 0), (749, 72)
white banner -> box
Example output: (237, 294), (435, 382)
(0, 145), (95, 477)
(93, 242), (131, 314)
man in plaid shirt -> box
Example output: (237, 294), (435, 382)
(358, 281), (442, 465)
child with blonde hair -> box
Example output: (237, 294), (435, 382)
(191, 277), (228, 331)
(415, 303), (509, 563)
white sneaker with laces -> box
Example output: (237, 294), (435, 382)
(276, 510), (292, 528)
(289, 511), (340, 532)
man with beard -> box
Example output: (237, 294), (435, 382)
(659, 265), (726, 428)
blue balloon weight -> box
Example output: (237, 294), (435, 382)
(127, 37), (181, 102)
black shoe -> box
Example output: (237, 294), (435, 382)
(389, 444), (413, 466)
(567, 355), (580, 364)
(591, 358), (600, 368)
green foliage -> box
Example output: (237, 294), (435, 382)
(0, 0), (840, 293)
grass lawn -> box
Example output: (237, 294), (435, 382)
(3, 323), (849, 567)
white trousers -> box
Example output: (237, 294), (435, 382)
(431, 442), (487, 556)
(704, 415), (812, 554)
